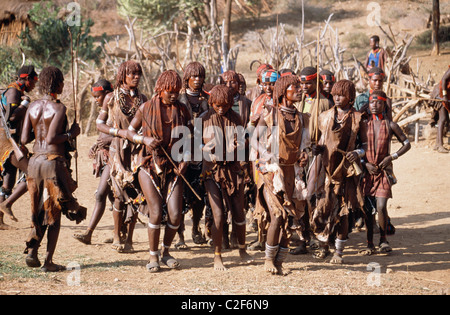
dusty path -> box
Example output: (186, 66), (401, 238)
(0, 0), (449, 296)
(0, 136), (448, 295)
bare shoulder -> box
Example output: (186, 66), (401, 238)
(104, 92), (114, 106)
(27, 99), (45, 114)
(35, 99), (66, 115)
(389, 119), (406, 138)
(389, 119), (401, 132)
(5, 87), (21, 102)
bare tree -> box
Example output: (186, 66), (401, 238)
(223, 0), (232, 51)
(431, 0), (440, 56)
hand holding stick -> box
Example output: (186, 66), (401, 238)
(336, 148), (362, 176)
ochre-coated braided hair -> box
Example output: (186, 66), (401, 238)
(331, 79), (356, 102)
(114, 60), (143, 89)
(183, 62), (206, 89)
(220, 70), (239, 84)
(208, 84), (233, 107)
(155, 70), (182, 95)
(273, 74), (300, 107)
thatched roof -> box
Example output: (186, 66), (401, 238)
(0, 0), (37, 22)
(0, 0), (38, 46)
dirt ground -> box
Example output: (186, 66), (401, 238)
(0, 135), (449, 296)
(0, 0), (449, 296)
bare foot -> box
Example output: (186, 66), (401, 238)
(120, 242), (134, 253)
(72, 232), (92, 245)
(0, 202), (18, 222)
(264, 259), (278, 274)
(275, 263), (290, 276)
(239, 249), (254, 264)
(214, 254), (227, 271)
(330, 253), (344, 264)
(41, 262), (66, 272)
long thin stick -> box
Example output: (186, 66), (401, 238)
(136, 106), (202, 201)
(315, 26), (321, 145)
(160, 146), (202, 201)
(68, 27), (79, 183)
(276, 14), (279, 70)
(314, 26), (321, 193)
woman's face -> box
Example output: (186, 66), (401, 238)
(225, 79), (239, 95)
(322, 80), (334, 94)
(238, 82), (246, 95)
(300, 79), (315, 95)
(188, 75), (204, 91)
(212, 100), (231, 116)
(25, 76), (37, 93)
(160, 89), (179, 105)
(285, 83), (302, 103)
(369, 74), (384, 91)
(125, 70), (141, 89)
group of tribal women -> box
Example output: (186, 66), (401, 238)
(70, 59), (411, 275)
(1, 58), (411, 275)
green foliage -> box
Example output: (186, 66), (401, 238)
(0, 46), (23, 86)
(19, 1), (102, 73)
(117, 0), (205, 34)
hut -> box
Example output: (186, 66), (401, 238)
(0, 0), (37, 46)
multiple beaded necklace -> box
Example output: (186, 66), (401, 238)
(117, 87), (142, 117)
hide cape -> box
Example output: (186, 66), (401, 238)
(309, 107), (364, 242)
(138, 94), (191, 171)
(201, 107), (244, 198)
(253, 107), (310, 239)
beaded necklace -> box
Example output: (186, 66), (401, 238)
(117, 88), (142, 117)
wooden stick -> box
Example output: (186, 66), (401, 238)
(160, 146), (202, 201)
(68, 27), (79, 184)
(276, 14), (279, 70)
(314, 26), (321, 192)
(136, 106), (202, 201)
(315, 26), (320, 145)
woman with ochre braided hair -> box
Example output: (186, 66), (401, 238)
(96, 61), (147, 253)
